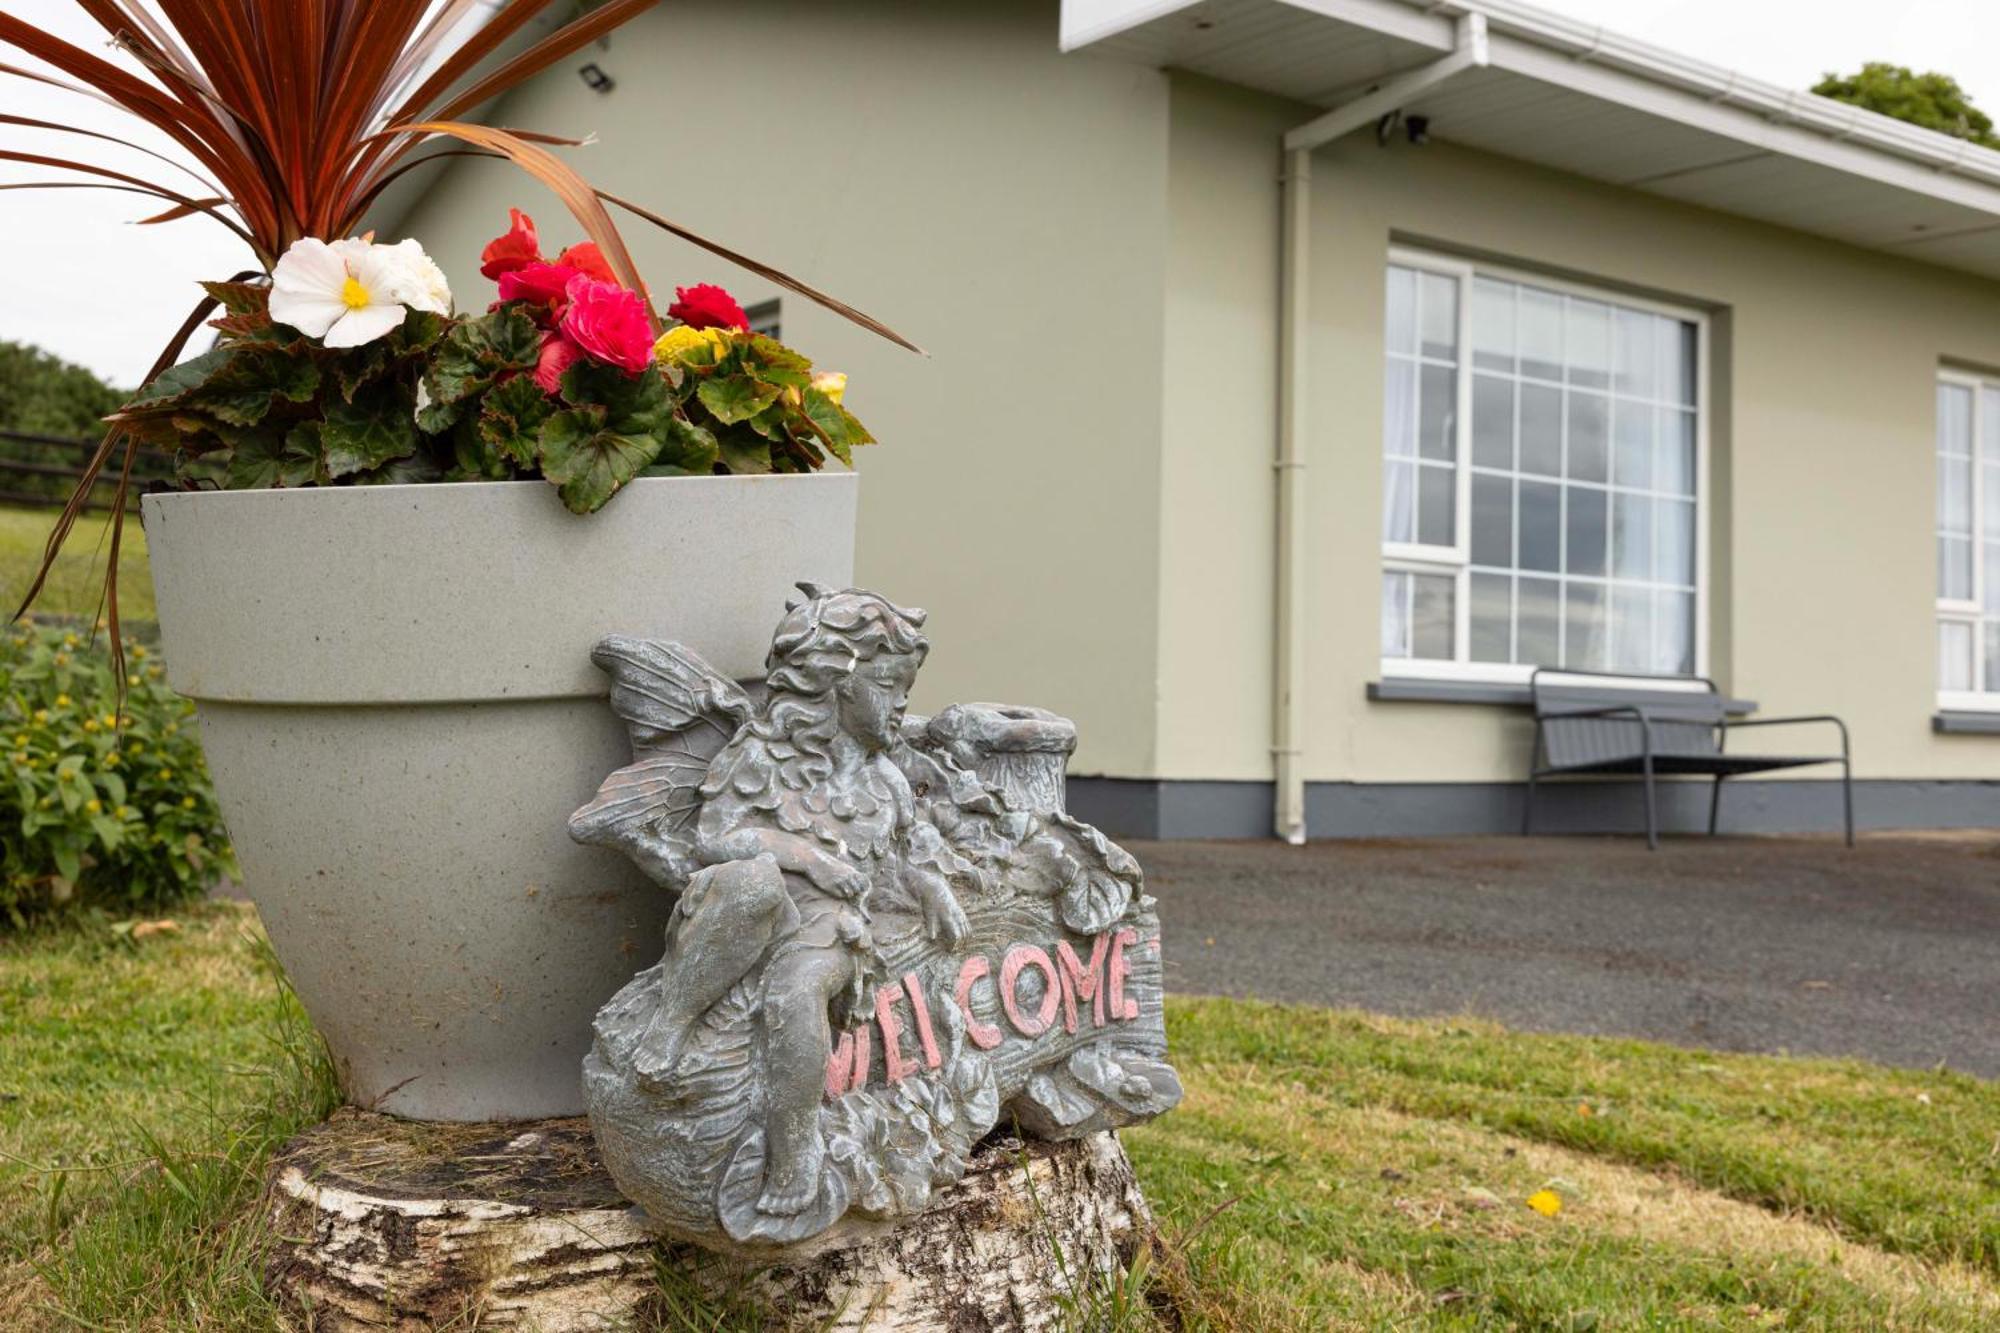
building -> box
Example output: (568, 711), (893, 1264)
(398, 0), (2000, 840)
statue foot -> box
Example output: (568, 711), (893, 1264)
(755, 1133), (825, 1216)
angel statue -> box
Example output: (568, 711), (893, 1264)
(571, 585), (1180, 1249)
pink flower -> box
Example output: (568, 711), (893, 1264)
(480, 208), (541, 280)
(560, 275), (654, 374)
(667, 282), (749, 332)
(533, 332), (585, 394)
(497, 261), (580, 317)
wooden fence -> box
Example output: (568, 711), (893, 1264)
(0, 429), (175, 512)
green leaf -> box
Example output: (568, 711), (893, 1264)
(558, 361), (673, 432)
(202, 346), (321, 427)
(199, 280), (268, 316)
(118, 344), (238, 415)
(661, 415), (720, 473)
(223, 422), (323, 489)
(697, 374), (783, 425)
(716, 430), (773, 475)
(427, 308), (543, 406)
(322, 387), (418, 479)
(743, 333), (813, 388)
(801, 387), (874, 466)
(539, 405), (665, 514)
(52, 841), (81, 884)
(478, 375), (556, 470)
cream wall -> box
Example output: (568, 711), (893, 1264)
(1158, 72), (2000, 787)
(397, 1), (1172, 776)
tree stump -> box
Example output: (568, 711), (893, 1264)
(265, 1110), (1153, 1331)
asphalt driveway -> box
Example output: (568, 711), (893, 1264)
(1141, 833), (2000, 1077)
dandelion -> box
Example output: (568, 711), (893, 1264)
(1526, 1189), (1563, 1217)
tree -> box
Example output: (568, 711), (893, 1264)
(0, 342), (125, 440)
(1813, 63), (2000, 150)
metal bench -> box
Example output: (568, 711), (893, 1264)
(1525, 669), (1852, 850)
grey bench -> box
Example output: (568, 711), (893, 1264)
(1525, 668), (1852, 850)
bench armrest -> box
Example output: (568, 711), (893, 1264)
(1536, 704), (1652, 722)
(1719, 714), (1849, 757)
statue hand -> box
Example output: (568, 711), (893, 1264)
(812, 857), (871, 903)
(924, 883), (972, 947)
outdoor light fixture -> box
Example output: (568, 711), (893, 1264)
(1375, 111), (1432, 146)
(1405, 114), (1430, 145)
(578, 62), (615, 93)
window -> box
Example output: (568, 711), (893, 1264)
(1936, 372), (2000, 707)
(1380, 251), (1705, 682)
(746, 299), (781, 340)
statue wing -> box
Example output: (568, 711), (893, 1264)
(570, 636), (751, 889)
(591, 635), (751, 756)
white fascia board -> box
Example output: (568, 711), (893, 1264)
(1060, 0), (1208, 53)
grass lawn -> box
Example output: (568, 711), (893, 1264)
(2, 905), (1995, 1331)
(0, 503), (154, 625)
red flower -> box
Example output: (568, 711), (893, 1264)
(480, 208), (541, 280)
(560, 275), (654, 374)
(533, 332), (585, 394)
(497, 261), (580, 316)
(556, 242), (618, 285)
(667, 283), (748, 332)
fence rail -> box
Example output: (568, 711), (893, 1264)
(0, 430), (174, 512)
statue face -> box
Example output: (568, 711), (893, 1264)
(836, 652), (919, 751)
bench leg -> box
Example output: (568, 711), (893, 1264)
(1522, 769), (1538, 836)
(1841, 757), (1855, 848)
(1641, 754), (1659, 851)
(1708, 774), (1725, 837)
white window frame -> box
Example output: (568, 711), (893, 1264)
(1379, 247), (1711, 687)
(1937, 368), (1997, 712)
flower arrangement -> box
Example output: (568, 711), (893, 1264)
(107, 211), (876, 514)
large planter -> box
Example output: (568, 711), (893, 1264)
(143, 475), (857, 1121)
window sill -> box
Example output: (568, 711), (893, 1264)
(1368, 677), (1757, 714)
(1933, 710), (2000, 734)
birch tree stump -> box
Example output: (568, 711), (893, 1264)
(264, 1111), (1154, 1331)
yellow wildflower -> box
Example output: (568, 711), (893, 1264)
(53, 653), (68, 666)
(103, 753), (120, 768)
(33, 709), (48, 723)
(181, 796), (197, 810)
(132, 645), (147, 659)
(652, 324), (707, 364)
(115, 805), (133, 819)
(53, 695), (69, 709)
(12, 734), (26, 747)
(164, 723), (178, 736)
(158, 767), (173, 781)
(101, 714), (117, 729)
(128, 675), (141, 687)
(82, 719), (99, 734)
(84, 798), (102, 815)
(11, 751), (26, 766)
(810, 371), (847, 405)
(1526, 1190), (1563, 1217)
(62, 633), (78, 648)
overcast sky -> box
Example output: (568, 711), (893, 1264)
(4, 0), (2000, 387)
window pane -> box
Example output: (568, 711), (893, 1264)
(1941, 454), (1973, 533)
(1613, 401), (1654, 490)
(1419, 363), (1457, 460)
(1940, 535), (1973, 601)
(1658, 409), (1696, 496)
(1656, 590), (1694, 675)
(1939, 620), (1973, 692)
(1566, 390), (1608, 482)
(1520, 288), (1563, 381)
(1566, 299), (1611, 390)
(1412, 573), (1454, 660)
(1986, 622), (2000, 694)
(1382, 571), (1410, 658)
(1985, 543), (2000, 614)
(1984, 464), (2000, 536)
(1470, 572), (1511, 662)
(1472, 278), (1514, 372)
(1419, 271), (1458, 360)
(1983, 388), (2000, 462)
(1472, 374), (1514, 468)
(1385, 267), (1417, 357)
(1613, 308), (1655, 399)
(1471, 472), (1512, 566)
(1383, 460), (1416, 544)
(1613, 493), (1654, 580)
(1564, 581), (1608, 670)
(1520, 382), (1562, 476)
(1610, 585), (1654, 671)
(1517, 577), (1560, 667)
(1383, 358), (1416, 456)
(1565, 487), (1607, 576)
(1659, 318), (1696, 406)
(1418, 463), (1455, 546)
(1658, 498), (1696, 586)
(1939, 382), (1973, 455)
(1519, 480), (1561, 572)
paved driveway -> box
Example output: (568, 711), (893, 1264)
(1140, 833), (2000, 1077)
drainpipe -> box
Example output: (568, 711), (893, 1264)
(1271, 13), (1489, 844)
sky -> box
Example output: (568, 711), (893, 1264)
(4, 0), (2000, 387)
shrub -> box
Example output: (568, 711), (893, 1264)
(1, 621), (232, 925)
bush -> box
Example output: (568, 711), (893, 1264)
(1, 621), (232, 925)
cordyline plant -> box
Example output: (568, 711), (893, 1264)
(1, 0), (914, 662)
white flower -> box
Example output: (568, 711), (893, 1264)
(267, 236), (450, 348)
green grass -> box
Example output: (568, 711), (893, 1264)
(0, 503), (154, 625)
(1, 910), (1994, 1330)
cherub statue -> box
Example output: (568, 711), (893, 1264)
(572, 585), (1179, 1248)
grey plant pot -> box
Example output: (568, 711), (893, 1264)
(142, 474), (857, 1121)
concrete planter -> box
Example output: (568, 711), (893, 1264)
(142, 475), (857, 1121)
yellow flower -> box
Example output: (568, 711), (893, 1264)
(810, 371), (847, 405)
(62, 633), (78, 648)
(53, 653), (68, 666)
(53, 695), (69, 709)
(84, 798), (102, 815)
(132, 645), (148, 659)
(101, 714), (117, 729)
(103, 753), (120, 768)
(33, 709), (48, 723)
(181, 796), (197, 810)
(652, 324), (706, 364)
(164, 723), (178, 736)
(12, 734), (26, 747)
(82, 720), (99, 734)
(158, 767), (173, 781)
(10, 751), (26, 766)
(128, 675), (141, 687)
(115, 805), (133, 819)
(1526, 1189), (1563, 1217)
